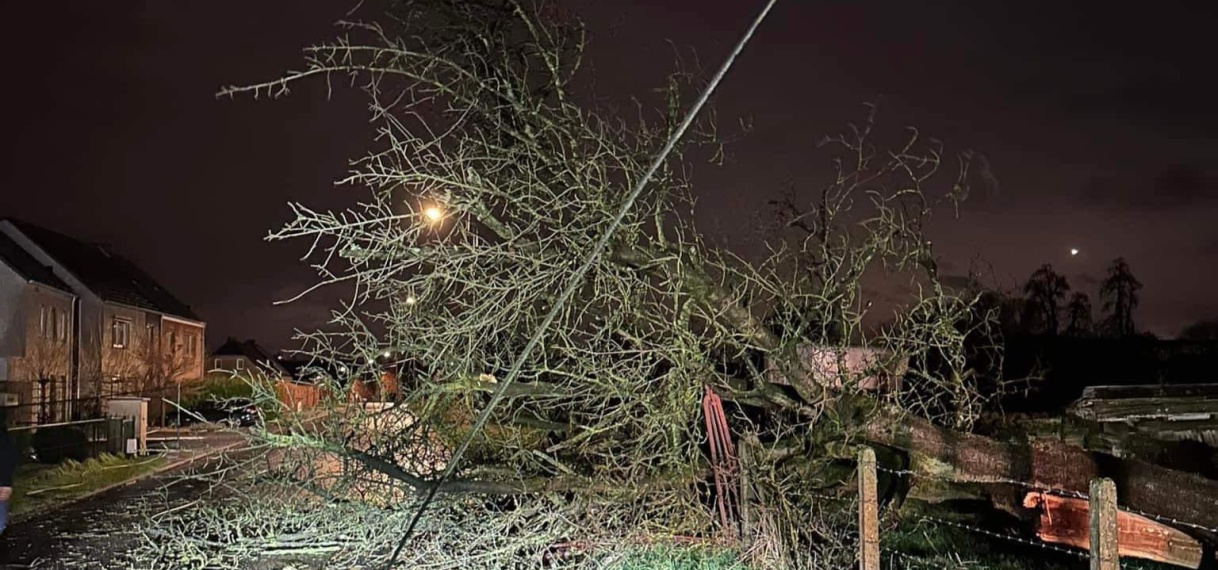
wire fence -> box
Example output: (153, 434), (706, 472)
(7, 416), (137, 464)
(816, 447), (1216, 570)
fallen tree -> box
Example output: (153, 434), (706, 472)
(171, 1), (1217, 568)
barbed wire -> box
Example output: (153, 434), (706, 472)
(873, 463), (1218, 540)
(1118, 503), (1218, 537)
(874, 465), (1090, 500)
(915, 515), (1089, 560)
(879, 545), (968, 570)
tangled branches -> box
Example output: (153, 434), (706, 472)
(188, 0), (1005, 567)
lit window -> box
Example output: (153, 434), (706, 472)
(112, 318), (131, 348)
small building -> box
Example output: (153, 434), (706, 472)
(1069, 383), (1218, 446)
(208, 338), (290, 381)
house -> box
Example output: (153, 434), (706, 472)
(209, 338), (290, 381)
(0, 218), (205, 424)
(0, 232), (79, 424)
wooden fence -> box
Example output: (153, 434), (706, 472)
(274, 380), (326, 412)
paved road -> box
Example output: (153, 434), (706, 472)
(2, 432), (251, 569)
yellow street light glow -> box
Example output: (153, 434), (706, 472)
(1070, 248), (1079, 256)
(423, 206), (444, 222)
(405, 295), (417, 305)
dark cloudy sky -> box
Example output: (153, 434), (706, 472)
(2, 1), (1215, 349)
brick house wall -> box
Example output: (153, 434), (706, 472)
(160, 317), (205, 383)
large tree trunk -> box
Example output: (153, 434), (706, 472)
(864, 409), (1218, 543)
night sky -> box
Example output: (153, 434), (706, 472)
(3, 1), (1215, 350)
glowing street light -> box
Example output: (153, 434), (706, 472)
(405, 295), (417, 306)
(423, 206), (444, 223)
(1070, 248), (1080, 256)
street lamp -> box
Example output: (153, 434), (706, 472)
(423, 206), (444, 223)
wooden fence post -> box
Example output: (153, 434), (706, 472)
(858, 447), (880, 570)
(1089, 477), (1119, 570)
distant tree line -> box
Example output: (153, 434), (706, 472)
(1009, 257), (1144, 338)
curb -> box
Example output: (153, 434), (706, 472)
(10, 438), (249, 525)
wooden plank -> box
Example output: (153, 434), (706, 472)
(1023, 492), (1203, 569)
(1077, 397), (1218, 421)
(858, 447), (880, 570)
(1081, 384), (1218, 401)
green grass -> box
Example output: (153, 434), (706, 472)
(608, 546), (745, 570)
(9, 453), (167, 516)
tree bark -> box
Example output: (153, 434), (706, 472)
(1025, 492), (1202, 569)
(864, 409), (1218, 541)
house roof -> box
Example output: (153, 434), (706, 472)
(2, 218), (201, 321)
(212, 338), (289, 376)
(0, 231), (74, 293)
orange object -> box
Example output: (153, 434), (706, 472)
(1024, 492), (1203, 569)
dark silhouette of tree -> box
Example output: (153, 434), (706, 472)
(1064, 292), (1093, 336)
(1022, 264), (1070, 335)
(1100, 257), (1142, 337)
(1181, 319), (1218, 341)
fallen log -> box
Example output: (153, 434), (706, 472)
(1022, 492), (1203, 569)
(864, 409), (1218, 542)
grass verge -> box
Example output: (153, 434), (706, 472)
(608, 546), (745, 570)
(9, 453), (167, 516)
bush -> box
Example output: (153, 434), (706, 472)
(31, 425), (89, 463)
(183, 373), (257, 408)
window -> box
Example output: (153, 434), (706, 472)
(39, 305), (48, 338)
(214, 358), (222, 370)
(168, 331), (177, 354)
(111, 318), (131, 348)
(56, 309), (67, 343)
(236, 359), (245, 370)
(185, 333), (196, 357)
